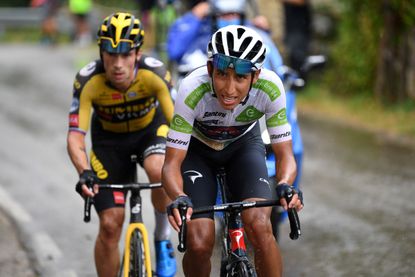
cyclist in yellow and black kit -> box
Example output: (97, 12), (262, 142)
(67, 12), (177, 277)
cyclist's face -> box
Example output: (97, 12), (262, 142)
(102, 50), (139, 91)
(208, 62), (260, 110)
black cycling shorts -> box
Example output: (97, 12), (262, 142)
(90, 109), (168, 213)
(181, 123), (272, 219)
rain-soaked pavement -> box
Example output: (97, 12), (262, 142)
(280, 116), (415, 277)
(0, 45), (414, 276)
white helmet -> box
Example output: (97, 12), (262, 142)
(209, 0), (246, 15)
(207, 25), (266, 71)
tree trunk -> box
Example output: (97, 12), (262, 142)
(375, 0), (415, 103)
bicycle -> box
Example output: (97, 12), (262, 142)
(82, 156), (162, 277)
(176, 168), (301, 277)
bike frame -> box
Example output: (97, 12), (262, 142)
(177, 168), (301, 276)
(83, 156), (162, 277)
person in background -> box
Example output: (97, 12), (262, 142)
(67, 12), (177, 277)
(282, 0), (311, 79)
(69, 0), (93, 46)
(31, 0), (62, 45)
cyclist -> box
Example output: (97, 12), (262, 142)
(167, 0), (304, 191)
(68, 0), (93, 46)
(162, 25), (304, 277)
(67, 12), (176, 277)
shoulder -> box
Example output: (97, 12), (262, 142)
(138, 54), (167, 75)
(76, 59), (104, 80)
(177, 66), (212, 107)
(74, 59), (104, 89)
(254, 69), (285, 100)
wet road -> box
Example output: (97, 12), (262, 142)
(0, 45), (414, 276)
(280, 117), (415, 276)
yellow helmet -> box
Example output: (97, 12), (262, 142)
(97, 12), (144, 53)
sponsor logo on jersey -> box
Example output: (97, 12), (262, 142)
(113, 191), (125, 205)
(270, 131), (291, 140)
(69, 114), (79, 127)
(127, 91), (137, 98)
(111, 93), (122, 100)
(90, 152), (109, 179)
(144, 56), (163, 67)
(202, 119), (220, 125)
(185, 82), (211, 109)
(236, 106), (264, 122)
(70, 98), (79, 112)
(184, 170), (203, 184)
(170, 114), (193, 134)
(253, 78), (281, 101)
(203, 111), (226, 118)
(74, 80), (81, 90)
(96, 99), (156, 121)
(79, 61), (96, 77)
(267, 108), (288, 127)
(167, 137), (189, 146)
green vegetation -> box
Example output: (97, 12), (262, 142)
(322, 0), (415, 103)
(297, 80), (415, 142)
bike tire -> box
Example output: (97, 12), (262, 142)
(228, 261), (257, 277)
(129, 229), (147, 277)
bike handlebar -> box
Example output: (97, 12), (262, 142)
(82, 182), (162, 223)
(177, 198), (301, 252)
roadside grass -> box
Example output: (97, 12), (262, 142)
(297, 81), (415, 144)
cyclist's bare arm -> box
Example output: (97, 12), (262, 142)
(162, 146), (192, 231)
(67, 131), (95, 197)
(271, 140), (302, 210)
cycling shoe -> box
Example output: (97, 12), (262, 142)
(155, 240), (177, 277)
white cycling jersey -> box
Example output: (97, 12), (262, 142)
(167, 66), (292, 151)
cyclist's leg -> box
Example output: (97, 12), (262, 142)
(226, 136), (282, 277)
(181, 138), (219, 276)
(143, 153), (177, 277)
(137, 122), (176, 276)
(90, 147), (133, 277)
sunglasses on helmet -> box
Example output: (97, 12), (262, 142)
(99, 37), (136, 54)
(212, 53), (256, 75)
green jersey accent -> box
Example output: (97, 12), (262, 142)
(184, 82), (211, 110)
(253, 79), (281, 101)
(267, 108), (288, 127)
(170, 114), (193, 134)
(236, 106), (264, 122)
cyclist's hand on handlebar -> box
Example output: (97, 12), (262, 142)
(75, 169), (99, 198)
(276, 183), (304, 212)
(167, 195), (193, 232)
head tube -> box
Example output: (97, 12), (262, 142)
(212, 53), (256, 74)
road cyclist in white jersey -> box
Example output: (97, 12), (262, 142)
(162, 25), (304, 277)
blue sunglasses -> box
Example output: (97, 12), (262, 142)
(99, 38), (136, 54)
(212, 53), (256, 75)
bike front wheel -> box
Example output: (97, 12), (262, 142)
(228, 261), (257, 277)
(119, 229), (148, 277)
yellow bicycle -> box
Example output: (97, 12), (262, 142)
(83, 157), (161, 277)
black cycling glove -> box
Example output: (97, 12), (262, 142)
(276, 183), (304, 206)
(167, 195), (193, 216)
(75, 169), (98, 196)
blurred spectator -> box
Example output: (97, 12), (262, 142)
(69, 0), (92, 46)
(31, 0), (61, 45)
(282, 0), (312, 78)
